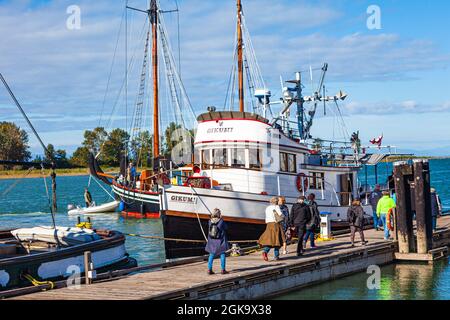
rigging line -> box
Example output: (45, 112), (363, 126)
(102, 18), (148, 135)
(174, 0), (181, 75)
(157, 12), (197, 132)
(91, 175), (115, 200)
(98, 8), (126, 129)
(125, 0), (129, 169)
(0, 73), (51, 158)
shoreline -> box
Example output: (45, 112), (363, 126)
(0, 168), (120, 180)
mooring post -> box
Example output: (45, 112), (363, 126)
(84, 251), (92, 285)
(413, 160), (434, 254)
(51, 161), (57, 213)
(393, 161), (415, 253)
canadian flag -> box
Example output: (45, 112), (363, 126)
(370, 135), (383, 148)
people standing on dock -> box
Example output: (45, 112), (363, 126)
(369, 185), (382, 231)
(376, 191), (396, 240)
(304, 194), (320, 249)
(258, 197), (286, 261)
(431, 188), (442, 231)
(347, 198), (368, 247)
(84, 188), (93, 207)
(289, 196), (311, 257)
(205, 208), (230, 275)
(278, 196), (290, 255)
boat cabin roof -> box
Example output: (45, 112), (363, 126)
(197, 111), (269, 124)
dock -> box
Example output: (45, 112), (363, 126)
(4, 215), (450, 300)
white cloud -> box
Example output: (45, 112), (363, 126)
(0, 0), (449, 152)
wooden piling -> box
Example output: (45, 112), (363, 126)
(393, 161), (415, 253)
(414, 160), (433, 254)
(84, 251), (92, 285)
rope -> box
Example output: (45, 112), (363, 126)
(189, 186), (208, 242)
(22, 273), (55, 290)
(125, 233), (258, 244)
(91, 175), (115, 201)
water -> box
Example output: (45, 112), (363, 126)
(276, 259), (450, 300)
(0, 159), (449, 298)
(0, 175), (165, 266)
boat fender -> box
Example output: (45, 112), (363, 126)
(140, 203), (145, 216)
(119, 201), (126, 212)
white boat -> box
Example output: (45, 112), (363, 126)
(67, 201), (119, 215)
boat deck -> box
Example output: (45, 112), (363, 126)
(7, 215), (450, 300)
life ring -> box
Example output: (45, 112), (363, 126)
(296, 173), (309, 193)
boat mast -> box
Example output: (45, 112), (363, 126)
(237, 0), (244, 113)
(151, 0), (160, 160)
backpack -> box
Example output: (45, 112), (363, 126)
(209, 221), (221, 239)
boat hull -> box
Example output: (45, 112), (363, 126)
(112, 183), (161, 219)
(160, 185), (373, 259)
(0, 230), (137, 291)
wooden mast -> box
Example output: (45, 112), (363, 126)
(237, 0), (244, 113)
(151, 0), (160, 160)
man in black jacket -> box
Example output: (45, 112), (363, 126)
(290, 196), (311, 256)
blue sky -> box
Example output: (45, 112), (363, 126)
(0, 0), (449, 156)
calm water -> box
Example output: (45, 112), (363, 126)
(0, 175), (165, 266)
(0, 158), (449, 299)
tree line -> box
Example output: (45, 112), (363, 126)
(0, 121), (188, 169)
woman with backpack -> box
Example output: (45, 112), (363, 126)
(258, 197), (286, 261)
(347, 198), (368, 247)
(205, 208), (230, 275)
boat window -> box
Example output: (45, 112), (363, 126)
(201, 149), (211, 169)
(212, 148), (228, 168)
(249, 149), (262, 169)
(231, 148), (246, 168)
(309, 172), (325, 190)
(280, 152), (296, 173)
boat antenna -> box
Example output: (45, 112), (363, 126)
(237, 0), (244, 113)
(0, 73), (58, 225)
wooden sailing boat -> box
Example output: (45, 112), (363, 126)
(90, 0), (195, 218)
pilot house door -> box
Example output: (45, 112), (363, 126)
(339, 174), (353, 206)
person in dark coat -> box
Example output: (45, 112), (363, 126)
(205, 208), (230, 275)
(431, 188), (442, 231)
(369, 184), (382, 230)
(304, 193), (320, 249)
(84, 188), (93, 207)
(347, 198), (368, 247)
(289, 196), (310, 256)
(278, 196), (290, 254)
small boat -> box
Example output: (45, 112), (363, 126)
(0, 226), (136, 290)
(67, 200), (120, 215)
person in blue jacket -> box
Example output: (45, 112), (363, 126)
(205, 208), (230, 275)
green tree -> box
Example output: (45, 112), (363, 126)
(83, 127), (108, 155)
(70, 146), (90, 167)
(162, 122), (182, 157)
(0, 122), (31, 162)
(44, 143), (56, 163)
(102, 128), (130, 166)
(130, 130), (152, 168)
